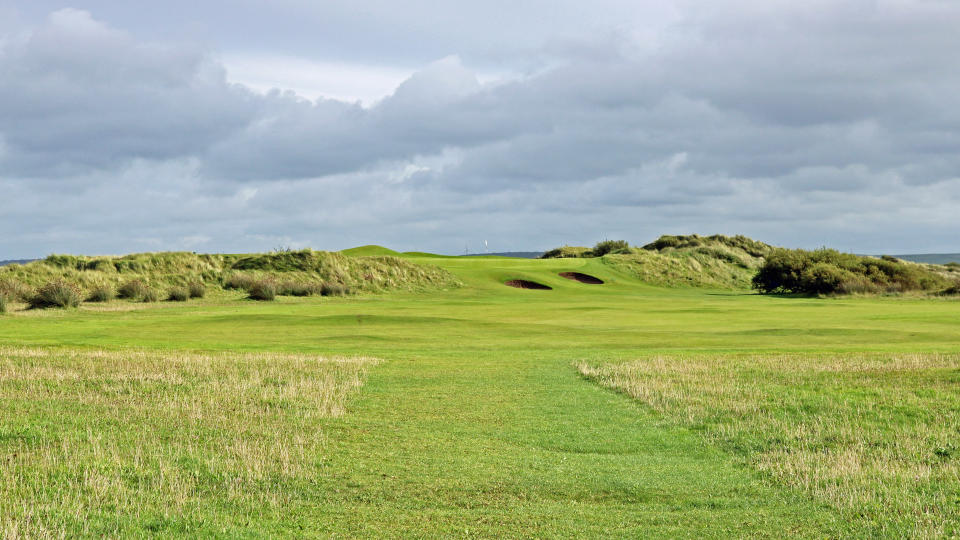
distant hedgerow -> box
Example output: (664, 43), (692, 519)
(29, 280), (81, 309)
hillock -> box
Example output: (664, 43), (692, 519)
(0, 249), (461, 306)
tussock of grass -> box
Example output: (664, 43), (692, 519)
(0, 279), (33, 303)
(118, 279), (149, 300)
(141, 288), (160, 303)
(187, 280), (205, 298)
(0, 346), (378, 536)
(320, 282), (349, 297)
(28, 280), (81, 309)
(578, 354), (960, 538)
(86, 284), (115, 303)
(247, 280), (278, 301)
(167, 286), (189, 302)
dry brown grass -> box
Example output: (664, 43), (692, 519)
(0, 346), (379, 537)
(578, 353), (960, 538)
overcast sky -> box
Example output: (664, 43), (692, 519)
(2, 1), (960, 257)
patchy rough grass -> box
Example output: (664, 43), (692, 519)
(0, 347), (378, 537)
(577, 354), (960, 538)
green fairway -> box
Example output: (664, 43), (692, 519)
(2, 254), (959, 536)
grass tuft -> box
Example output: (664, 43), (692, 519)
(248, 280), (278, 301)
(118, 280), (149, 300)
(320, 282), (350, 297)
(29, 280), (81, 309)
(187, 280), (206, 298)
(167, 287), (190, 302)
(86, 284), (116, 303)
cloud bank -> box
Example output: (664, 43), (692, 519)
(2, 3), (960, 256)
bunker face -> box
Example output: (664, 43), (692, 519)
(504, 279), (552, 290)
(559, 272), (604, 284)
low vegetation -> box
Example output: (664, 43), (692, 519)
(187, 280), (206, 298)
(578, 353), (960, 538)
(167, 286), (190, 302)
(753, 248), (953, 295)
(0, 249), (461, 310)
(28, 280), (82, 309)
(540, 240), (631, 259)
(86, 284), (115, 303)
(247, 279), (278, 301)
(0, 347), (378, 536)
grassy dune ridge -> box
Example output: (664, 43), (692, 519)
(0, 249), (462, 304)
(578, 354), (960, 538)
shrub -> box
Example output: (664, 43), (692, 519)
(86, 284), (116, 302)
(187, 280), (206, 298)
(29, 280), (81, 309)
(118, 279), (149, 300)
(141, 288), (160, 303)
(540, 246), (591, 259)
(0, 294), (6, 314)
(320, 282), (350, 297)
(753, 248), (949, 295)
(591, 239), (631, 257)
(167, 286), (190, 302)
(248, 280), (278, 301)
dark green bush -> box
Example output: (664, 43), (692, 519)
(248, 280), (278, 301)
(753, 248), (949, 295)
(29, 280), (81, 309)
(320, 282), (350, 297)
(0, 294), (7, 314)
(118, 279), (149, 300)
(187, 280), (206, 298)
(592, 240), (631, 257)
(167, 287), (190, 302)
(86, 284), (116, 302)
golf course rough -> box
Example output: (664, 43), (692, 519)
(0, 250), (958, 537)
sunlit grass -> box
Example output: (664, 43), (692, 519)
(0, 347), (378, 537)
(578, 354), (960, 538)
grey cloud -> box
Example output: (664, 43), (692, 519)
(3, 3), (960, 257)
